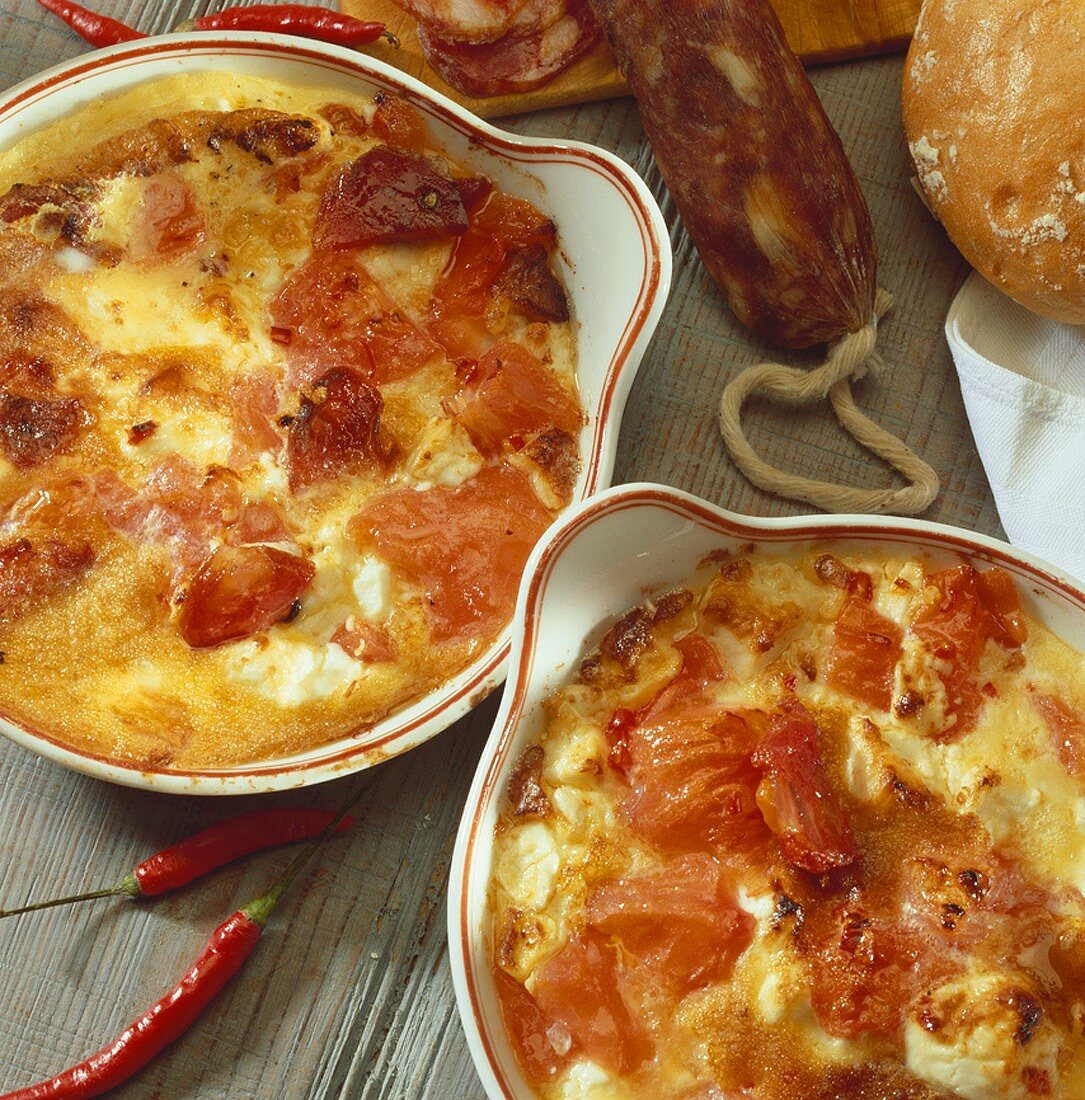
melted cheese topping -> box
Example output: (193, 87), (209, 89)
(489, 548), (1085, 1098)
(0, 73), (580, 768)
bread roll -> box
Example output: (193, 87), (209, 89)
(903, 0), (1085, 324)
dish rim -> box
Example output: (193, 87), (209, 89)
(447, 479), (1085, 1099)
(0, 32), (672, 794)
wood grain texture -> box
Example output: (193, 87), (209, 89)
(345, 0), (923, 118)
(0, 2), (994, 1097)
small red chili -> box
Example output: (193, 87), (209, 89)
(0, 807), (354, 918)
(35, 0), (146, 47)
(0, 789), (362, 1099)
(187, 5), (399, 48)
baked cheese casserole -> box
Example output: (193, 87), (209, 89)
(0, 72), (580, 768)
(489, 547), (1085, 1098)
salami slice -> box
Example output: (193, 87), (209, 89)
(395, 0), (558, 45)
(587, 0), (875, 349)
(418, 0), (598, 99)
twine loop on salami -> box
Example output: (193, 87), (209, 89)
(718, 289), (940, 515)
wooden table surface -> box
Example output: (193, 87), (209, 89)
(0, 3), (999, 1098)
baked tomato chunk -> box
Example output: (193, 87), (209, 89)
(533, 928), (653, 1077)
(824, 595), (902, 711)
(331, 619), (396, 664)
(131, 174), (205, 261)
(807, 904), (930, 1040)
(429, 193), (558, 360)
(93, 460), (269, 576)
(976, 565), (1028, 647)
(228, 371), (282, 464)
(618, 702), (767, 856)
(286, 366), (390, 491)
(178, 544), (314, 649)
(640, 633), (727, 724)
(445, 341), (581, 454)
(351, 464), (551, 644)
(586, 854), (755, 995)
(493, 969), (574, 1086)
(751, 699), (858, 873)
(1032, 692), (1085, 778)
(369, 93), (429, 153)
(913, 565), (1025, 738)
(271, 252), (439, 386)
(313, 146), (469, 250)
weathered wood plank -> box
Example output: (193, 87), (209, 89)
(0, 4), (996, 1097)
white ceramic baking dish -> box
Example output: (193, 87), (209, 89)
(0, 34), (670, 794)
(447, 481), (1085, 1099)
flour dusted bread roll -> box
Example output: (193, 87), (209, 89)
(904, 0), (1085, 324)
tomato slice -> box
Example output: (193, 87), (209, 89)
(824, 596), (902, 711)
(493, 969), (573, 1086)
(913, 565), (1024, 738)
(352, 464), (551, 644)
(331, 619), (396, 664)
(271, 252), (440, 387)
(445, 341), (581, 455)
(1032, 692), (1085, 778)
(228, 371), (282, 465)
(976, 565), (1028, 646)
(92, 460), (293, 586)
(750, 699), (858, 873)
(177, 544), (315, 649)
(286, 367), (389, 491)
(586, 854), (755, 995)
(131, 174), (205, 261)
(93, 460), (239, 574)
(622, 705), (768, 856)
(313, 146), (469, 250)
(370, 93), (429, 153)
(808, 904), (930, 1040)
(533, 928), (653, 1077)
(639, 632), (726, 724)
(429, 192), (556, 360)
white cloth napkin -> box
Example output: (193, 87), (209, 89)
(946, 273), (1085, 583)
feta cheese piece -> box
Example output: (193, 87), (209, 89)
(404, 417), (483, 489)
(550, 1058), (624, 1099)
(223, 634), (363, 707)
(905, 971), (1061, 1099)
(494, 822), (560, 910)
(352, 556), (393, 620)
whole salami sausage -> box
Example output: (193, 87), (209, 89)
(589, 0), (939, 516)
(588, 0), (875, 349)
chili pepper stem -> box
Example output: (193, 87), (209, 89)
(245, 783), (367, 928)
(0, 874), (140, 919)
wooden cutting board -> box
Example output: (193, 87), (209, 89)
(344, 0), (922, 117)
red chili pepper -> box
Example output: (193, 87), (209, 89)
(0, 788), (362, 1099)
(0, 807), (353, 918)
(35, 0), (146, 47)
(190, 5), (398, 48)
